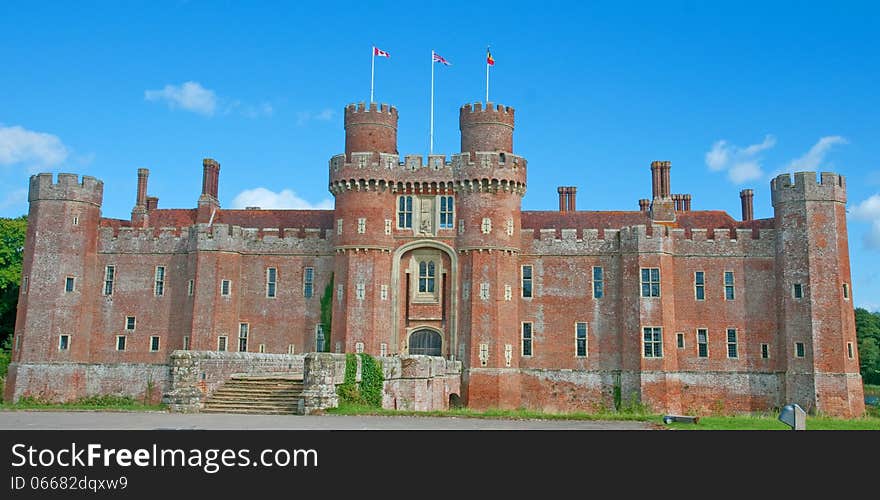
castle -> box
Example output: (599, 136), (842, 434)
(4, 100), (865, 417)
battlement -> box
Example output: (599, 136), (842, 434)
(28, 172), (103, 206)
(770, 171), (846, 206)
(460, 102), (515, 119)
(344, 101), (398, 118)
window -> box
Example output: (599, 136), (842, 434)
(336, 218), (343, 235)
(641, 268), (660, 297)
(458, 219), (465, 234)
(793, 283), (803, 299)
(217, 336), (228, 352)
(384, 219), (392, 235)
(724, 272), (735, 300)
(356, 282), (365, 300)
(315, 325), (325, 352)
(238, 323), (249, 352)
(288, 344), (296, 355)
(154, 266), (165, 296)
(125, 316), (136, 331)
(643, 327), (662, 358)
(761, 343), (769, 359)
(847, 342), (854, 359)
(694, 271), (705, 301)
(73, 216), (78, 225)
(116, 336), (126, 351)
(103, 266), (115, 296)
(355, 218), (366, 234)
(65, 276), (75, 293)
(522, 265), (533, 298)
(418, 261), (436, 293)
(150, 336), (160, 352)
(576, 322), (588, 357)
(303, 267), (314, 298)
(795, 342), (805, 358)
(506, 218), (514, 236)
(266, 268), (277, 298)
(183, 336), (190, 350)
(258, 344), (266, 353)
(843, 283), (849, 300)
(676, 333), (685, 349)
(21, 276), (28, 294)
(593, 267), (604, 299)
(697, 329), (708, 357)
(521, 322), (533, 356)
(481, 217), (492, 234)
(439, 196), (454, 229)
(398, 196), (413, 228)
(59, 335), (70, 351)
(221, 280), (231, 297)
(187, 279), (194, 297)
(727, 328), (738, 358)
(480, 282), (490, 300)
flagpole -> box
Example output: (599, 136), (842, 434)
(370, 46), (375, 103)
(430, 50), (435, 155)
(486, 57), (490, 104)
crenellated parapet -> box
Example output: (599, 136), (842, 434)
(771, 171), (846, 206)
(29, 173), (103, 206)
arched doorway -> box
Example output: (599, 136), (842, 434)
(409, 329), (442, 356)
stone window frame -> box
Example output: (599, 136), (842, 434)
(380, 343), (388, 357)
(521, 322), (533, 357)
(642, 327), (662, 358)
(21, 276), (28, 294)
(384, 219), (392, 235)
(315, 324), (325, 352)
(479, 282), (490, 301)
(187, 279), (194, 297)
(183, 336), (190, 351)
(103, 265), (115, 296)
(336, 218), (343, 235)
(792, 283), (803, 299)
(843, 283), (850, 300)
(357, 217), (366, 234)
(723, 271), (735, 301)
(761, 343), (770, 359)
(303, 267), (315, 298)
(125, 316), (136, 331)
(575, 322), (588, 357)
(439, 195), (454, 229)
(694, 271), (705, 301)
(150, 336), (160, 352)
(380, 284), (388, 301)
(794, 342), (805, 358)
(115, 335), (127, 352)
(676, 332), (685, 349)
(479, 343), (489, 366)
(217, 336), (228, 352)
(220, 279), (232, 297)
(726, 328), (739, 359)
(410, 250), (441, 304)
(847, 342), (854, 360)
(697, 328), (708, 358)
(288, 344), (296, 354)
(504, 284), (512, 301)
(238, 323), (249, 352)
(356, 282), (366, 300)
(521, 265), (533, 298)
(640, 268), (660, 298)
(258, 343), (266, 353)
(481, 217), (492, 234)
(64, 276), (76, 293)
(154, 266), (166, 297)
(592, 266), (604, 299)
(266, 267), (278, 298)
(58, 334), (70, 351)
(397, 195), (413, 229)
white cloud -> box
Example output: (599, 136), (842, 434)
(231, 187), (333, 210)
(784, 136), (848, 172)
(145, 81), (217, 116)
(0, 125), (69, 171)
(850, 194), (880, 250)
(296, 108), (335, 126)
(705, 135), (776, 184)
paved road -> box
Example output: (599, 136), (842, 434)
(0, 410), (658, 430)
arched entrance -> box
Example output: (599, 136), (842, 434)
(409, 329), (442, 356)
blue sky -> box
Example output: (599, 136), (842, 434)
(1, 1), (878, 310)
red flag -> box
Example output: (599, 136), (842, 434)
(432, 52), (451, 65)
(487, 48), (494, 66)
(373, 46), (390, 58)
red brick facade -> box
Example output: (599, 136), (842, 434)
(5, 101), (865, 417)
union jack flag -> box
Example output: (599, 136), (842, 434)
(432, 52), (451, 65)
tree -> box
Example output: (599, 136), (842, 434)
(0, 215), (27, 348)
(855, 307), (880, 385)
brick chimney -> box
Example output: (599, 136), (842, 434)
(131, 168), (149, 227)
(639, 199), (650, 212)
(557, 186), (576, 212)
(567, 186), (577, 211)
(145, 196), (159, 211)
(740, 189), (754, 221)
(198, 158), (221, 223)
(558, 186), (566, 211)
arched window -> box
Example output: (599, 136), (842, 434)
(409, 329), (442, 356)
(419, 261), (436, 293)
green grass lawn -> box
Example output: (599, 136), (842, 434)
(0, 395), (166, 412)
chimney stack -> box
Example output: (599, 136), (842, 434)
(201, 158), (220, 200)
(558, 186), (566, 212)
(557, 186), (577, 212)
(740, 189), (754, 221)
(684, 194), (691, 211)
(639, 199), (650, 212)
(567, 186), (577, 211)
(145, 196), (159, 211)
(136, 168), (149, 208)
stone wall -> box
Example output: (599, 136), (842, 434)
(4, 361), (169, 404)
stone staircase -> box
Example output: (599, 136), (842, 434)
(201, 374), (305, 415)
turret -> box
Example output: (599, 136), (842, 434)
(459, 102), (514, 157)
(771, 171), (863, 417)
(344, 102), (398, 161)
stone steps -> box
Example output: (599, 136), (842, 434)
(202, 375), (305, 415)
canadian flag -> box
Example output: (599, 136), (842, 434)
(373, 46), (390, 58)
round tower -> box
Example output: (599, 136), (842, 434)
(459, 102), (514, 156)
(344, 102), (398, 161)
(454, 102), (525, 410)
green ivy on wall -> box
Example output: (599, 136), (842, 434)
(336, 353), (384, 408)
